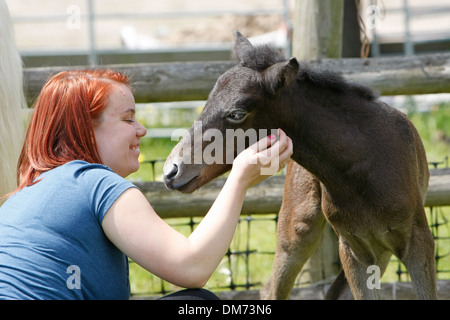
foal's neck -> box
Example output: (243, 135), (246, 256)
(281, 83), (376, 197)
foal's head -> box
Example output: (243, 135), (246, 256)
(163, 31), (298, 192)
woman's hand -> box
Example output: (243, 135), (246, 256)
(230, 128), (293, 189)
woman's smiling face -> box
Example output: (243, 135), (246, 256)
(94, 83), (147, 177)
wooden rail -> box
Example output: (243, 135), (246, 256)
(23, 52), (450, 105)
(133, 168), (450, 219)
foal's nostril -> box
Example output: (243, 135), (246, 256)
(165, 164), (178, 182)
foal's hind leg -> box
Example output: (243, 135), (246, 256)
(336, 236), (392, 300)
(260, 163), (326, 300)
(325, 269), (351, 299)
(399, 209), (437, 299)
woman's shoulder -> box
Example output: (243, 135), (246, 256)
(54, 161), (137, 220)
(59, 160), (120, 180)
(64, 160), (112, 172)
(44, 160), (132, 191)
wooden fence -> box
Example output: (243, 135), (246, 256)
(133, 168), (450, 219)
(23, 52), (450, 105)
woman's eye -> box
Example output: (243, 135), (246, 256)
(226, 110), (248, 123)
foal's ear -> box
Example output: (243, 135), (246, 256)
(233, 30), (255, 65)
(262, 57), (299, 95)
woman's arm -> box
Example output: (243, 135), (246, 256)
(102, 130), (293, 288)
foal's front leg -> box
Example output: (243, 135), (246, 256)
(260, 162), (326, 300)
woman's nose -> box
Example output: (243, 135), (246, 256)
(136, 121), (147, 137)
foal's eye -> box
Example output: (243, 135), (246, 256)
(226, 109), (248, 124)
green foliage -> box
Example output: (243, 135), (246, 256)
(408, 101), (450, 164)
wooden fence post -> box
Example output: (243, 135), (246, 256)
(291, 0), (343, 285)
(292, 0), (344, 60)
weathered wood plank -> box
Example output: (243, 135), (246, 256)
(426, 168), (450, 208)
(133, 175), (285, 219)
(23, 61), (234, 104)
(23, 52), (450, 105)
(133, 168), (450, 219)
(332, 53), (450, 96)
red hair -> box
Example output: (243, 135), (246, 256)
(13, 69), (130, 194)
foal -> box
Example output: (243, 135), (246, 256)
(164, 31), (437, 299)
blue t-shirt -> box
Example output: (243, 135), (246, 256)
(0, 160), (136, 300)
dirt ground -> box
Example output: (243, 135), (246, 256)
(5, 0), (450, 53)
(5, 0), (291, 51)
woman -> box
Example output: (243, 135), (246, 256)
(0, 69), (293, 300)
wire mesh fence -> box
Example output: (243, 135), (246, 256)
(129, 159), (450, 298)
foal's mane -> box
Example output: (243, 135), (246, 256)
(236, 43), (378, 101)
(297, 62), (378, 100)
(234, 43), (286, 71)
